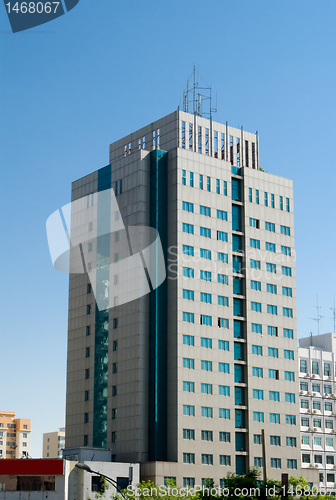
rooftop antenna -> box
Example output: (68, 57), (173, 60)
(310, 294), (324, 336)
(182, 65), (217, 119)
(331, 295), (336, 333)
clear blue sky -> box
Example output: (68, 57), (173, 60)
(1, 0), (335, 458)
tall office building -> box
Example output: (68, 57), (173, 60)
(65, 110), (301, 485)
(0, 411), (31, 459)
(299, 333), (336, 490)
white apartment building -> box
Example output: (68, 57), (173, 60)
(299, 333), (336, 490)
(64, 110), (302, 485)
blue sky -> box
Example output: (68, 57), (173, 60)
(1, 0), (335, 457)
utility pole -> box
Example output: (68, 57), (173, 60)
(310, 294), (324, 335)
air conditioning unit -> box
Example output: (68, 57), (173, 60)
(315, 464), (319, 468)
(332, 430), (336, 434)
(333, 465), (336, 470)
(313, 410), (317, 413)
(308, 391), (312, 395)
(329, 376), (332, 380)
(312, 374), (317, 379)
(306, 373), (310, 377)
(300, 390), (304, 395)
(332, 394), (336, 398)
(308, 428), (313, 432)
(313, 392), (317, 396)
(314, 427), (318, 431)
(309, 464), (313, 468)
(325, 393), (330, 397)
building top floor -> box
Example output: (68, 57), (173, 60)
(300, 333), (336, 354)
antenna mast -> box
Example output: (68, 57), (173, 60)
(182, 65), (217, 119)
(310, 294), (324, 336)
(331, 295), (336, 333)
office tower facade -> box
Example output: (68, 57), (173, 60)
(43, 428), (65, 458)
(65, 110), (301, 484)
(0, 411), (31, 459)
(299, 333), (336, 490)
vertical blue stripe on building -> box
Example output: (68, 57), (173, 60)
(93, 165), (111, 448)
(148, 150), (168, 461)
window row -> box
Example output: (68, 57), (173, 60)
(182, 201), (228, 218)
(250, 260), (292, 277)
(252, 367), (295, 381)
(300, 360), (334, 376)
(255, 458), (297, 470)
(250, 238), (291, 256)
(250, 302), (293, 317)
(183, 223), (228, 242)
(302, 454), (336, 465)
(301, 417), (335, 429)
(183, 290), (230, 305)
(183, 313), (230, 328)
(248, 188), (290, 212)
(301, 399), (336, 411)
(254, 434), (296, 447)
(301, 435), (335, 447)
(252, 345), (294, 360)
(300, 382), (334, 394)
(252, 412), (296, 425)
(251, 280), (293, 297)
(182, 453), (232, 465)
(181, 171), (228, 194)
(252, 325), (294, 338)
(182, 245), (229, 263)
(249, 218), (291, 236)
(253, 389), (295, 402)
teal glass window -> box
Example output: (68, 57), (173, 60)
(281, 245), (291, 256)
(234, 364), (245, 383)
(232, 178), (242, 202)
(286, 198), (290, 212)
(235, 409), (245, 428)
(265, 221), (275, 232)
(182, 223), (194, 234)
(284, 350), (294, 360)
(253, 389), (264, 400)
(266, 242), (276, 252)
(201, 430), (213, 441)
(219, 385), (230, 396)
(232, 205), (242, 231)
(235, 387), (245, 405)
(251, 301), (261, 312)
(183, 334), (194, 346)
(216, 178), (220, 194)
(285, 393), (295, 403)
(218, 340), (229, 350)
(268, 347), (278, 358)
(182, 245), (194, 256)
(256, 190), (259, 204)
(183, 405), (195, 416)
(267, 284), (277, 294)
(270, 413), (280, 424)
(280, 196), (283, 210)
(253, 412), (264, 423)
(271, 458), (281, 468)
(282, 286), (292, 297)
(252, 345), (262, 355)
(182, 170), (186, 185)
(267, 304), (277, 315)
(264, 192), (268, 206)
(286, 415), (296, 425)
(233, 277), (243, 294)
(190, 172), (193, 187)
(200, 248), (211, 259)
(201, 292), (211, 303)
(234, 320), (244, 339)
(280, 225), (290, 235)
(249, 217), (259, 228)
(266, 263), (276, 273)
(250, 238), (260, 249)
(218, 296), (229, 306)
(234, 298), (244, 316)
(284, 328), (293, 339)
(219, 362), (230, 373)
(183, 358), (194, 369)
(285, 371), (295, 381)
(282, 266), (292, 277)
(183, 267), (194, 278)
(183, 312), (194, 323)
(269, 391), (279, 401)
(200, 205), (210, 216)
(201, 406), (213, 418)
(201, 360), (212, 371)
(286, 437), (296, 447)
(217, 252), (228, 263)
(223, 180), (227, 196)
(182, 201), (194, 212)
(250, 259), (261, 270)
(199, 174), (203, 189)
(201, 383), (213, 394)
(233, 256), (243, 273)
(249, 187), (252, 202)
(252, 367), (263, 378)
(200, 337), (212, 348)
(183, 289), (194, 300)
(200, 315), (212, 326)
(271, 193), (274, 208)
(217, 231), (228, 242)
(218, 273), (228, 284)
(207, 176), (210, 191)
(219, 408), (230, 419)
(219, 431), (230, 442)
(269, 369), (279, 379)
(200, 227), (211, 238)
(234, 342), (244, 360)
(283, 307), (293, 317)
(201, 270), (211, 281)
(183, 381), (195, 392)
(252, 323), (262, 334)
(217, 209), (227, 220)
(183, 429), (195, 440)
(268, 326), (278, 336)
(270, 436), (281, 446)
(251, 280), (261, 291)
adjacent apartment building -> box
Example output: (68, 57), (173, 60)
(299, 333), (336, 490)
(0, 411), (31, 459)
(43, 428), (65, 458)
(65, 110), (301, 485)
